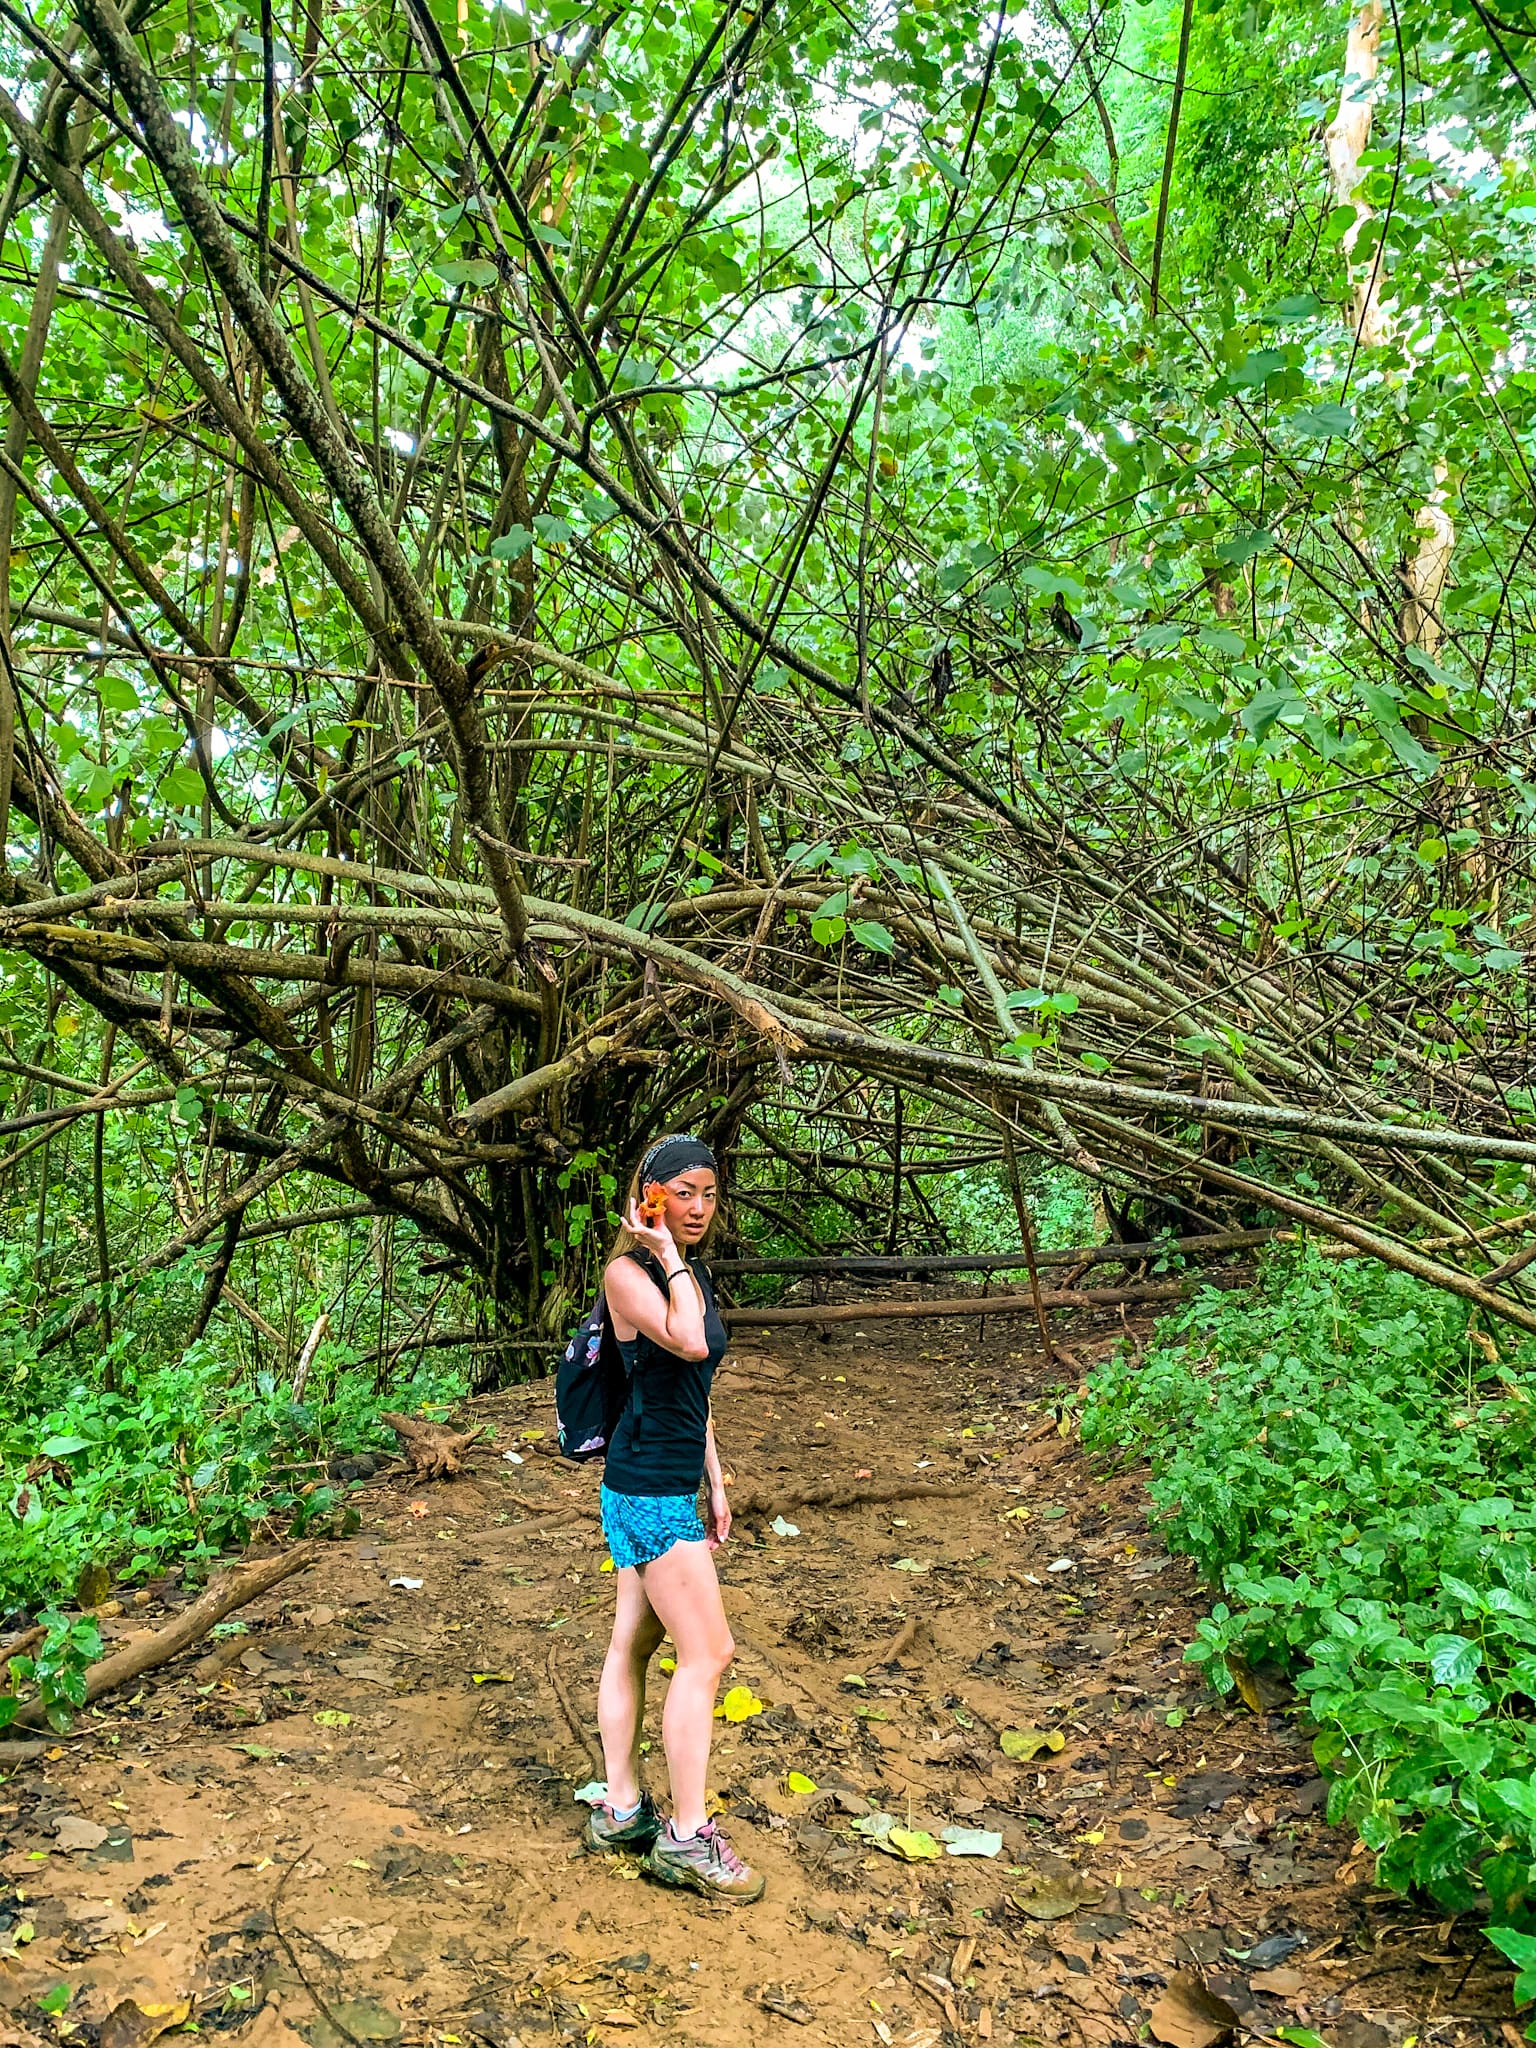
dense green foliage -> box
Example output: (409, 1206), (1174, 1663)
(1082, 1249), (1536, 1923)
(0, 1323), (463, 1613)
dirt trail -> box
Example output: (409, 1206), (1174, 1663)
(0, 1318), (1518, 2048)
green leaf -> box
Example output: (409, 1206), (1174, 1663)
(489, 525), (535, 561)
(1427, 1633), (1481, 1687)
(160, 762), (206, 810)
(1214, 527), (1274, 567)
(431, 258), (497, 288)
(1195, 626), (1245, 656)
(39, 1435), (90, 1457)
(1487, 1925), (1536, 2007)
(1239, 686), (1298, 739)
(35, 1986), (70, 2016)
(99, 675), (140, 713)
(1226, 347), (1287, 389)
(1404, 645), (1467, 693)
(1018, 566), (1086, 604)
(850, 919), (895, 955)
(1290, 402), (1355, 438)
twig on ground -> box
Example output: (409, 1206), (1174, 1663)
(546, 1643), (603, 1781)
(269, 1845), (370, 2048)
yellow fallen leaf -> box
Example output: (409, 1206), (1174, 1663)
(1000, 1727), (1065, 1760)
(658, 1656), (677, 1674)
(472, 1672), (517, 1684)
(1076, 1829), (1105, 1845)
(714, 1684), (764, 1722)
(599, 1557), (615, 1573)
(887, 1826), (942, 1861)
(786, 1772), (817, 1795)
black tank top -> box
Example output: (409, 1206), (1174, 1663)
(602, 1251), (728, 1497)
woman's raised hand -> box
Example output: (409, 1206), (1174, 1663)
(625, 1198), (679, 1266)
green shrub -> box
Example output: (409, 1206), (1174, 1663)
(1080, 1247), (1536, 1922)
(0, 1331), (465, 1613)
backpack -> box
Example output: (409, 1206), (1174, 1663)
(554, 1250), (670, 1463)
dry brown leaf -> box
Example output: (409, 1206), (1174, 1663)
(1008, 1860), (1104, 1921)
(99, 1999), (191, 2048)
(51, 1814), (109, 1853)
(1249, 1967), (1305, 1996)
(1148, 1973), (1241, 2048)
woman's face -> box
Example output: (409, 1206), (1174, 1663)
(660, 1168), (717, 1245)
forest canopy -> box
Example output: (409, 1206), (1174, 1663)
(0, 0), (1531, 1369)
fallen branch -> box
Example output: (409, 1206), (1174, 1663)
(381, 1412), (488, 1480)
(546, 1643), (603, 1782)
(9, 1546), (315, 1729)
(290, 1312), (331, 1402)
(723, 1273), (1250, 1326)
(729, 1477), (981, 1519)
(477, 1508), (592, 1540)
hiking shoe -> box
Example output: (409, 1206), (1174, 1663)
(585, 1791), (661, 1854)
(641, 1819), (764, 1902)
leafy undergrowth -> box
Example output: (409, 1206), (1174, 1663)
(0, 1330), (465, 1617)
(1080, 1245), (1536, 1939)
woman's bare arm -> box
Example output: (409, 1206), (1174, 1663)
(606, 1248), (709, 1358)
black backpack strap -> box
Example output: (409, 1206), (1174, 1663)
(622, 1245), (675, 1298)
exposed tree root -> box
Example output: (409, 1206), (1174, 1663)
(729, 1477), (981, 1519)
(380, 1412), (488, 1481)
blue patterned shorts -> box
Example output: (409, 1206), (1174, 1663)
(600, 1485), (706, 1570)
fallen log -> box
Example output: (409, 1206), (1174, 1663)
(709, 1229), (1275, 1278)
(729, 1477), (981, 1519)
(381, 1412), (487, 1480)
(722, 1272), (1251, 1327)
(9, 1546), (314, 1729)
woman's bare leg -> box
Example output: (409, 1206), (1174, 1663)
(597, 1565), (666, 1810)
(637, 1540), (734, 1835)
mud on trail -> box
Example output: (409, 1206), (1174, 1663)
(0, 1320), (1520, 2048)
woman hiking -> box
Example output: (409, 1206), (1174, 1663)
(583, 1133), (764, 1903)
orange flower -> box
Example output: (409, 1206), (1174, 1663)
(639, 1180), (668, 1226)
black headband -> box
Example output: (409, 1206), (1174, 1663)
(639, 1134), (717, 1186)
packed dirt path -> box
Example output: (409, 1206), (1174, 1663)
(0, 1317), (1520, 2048)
